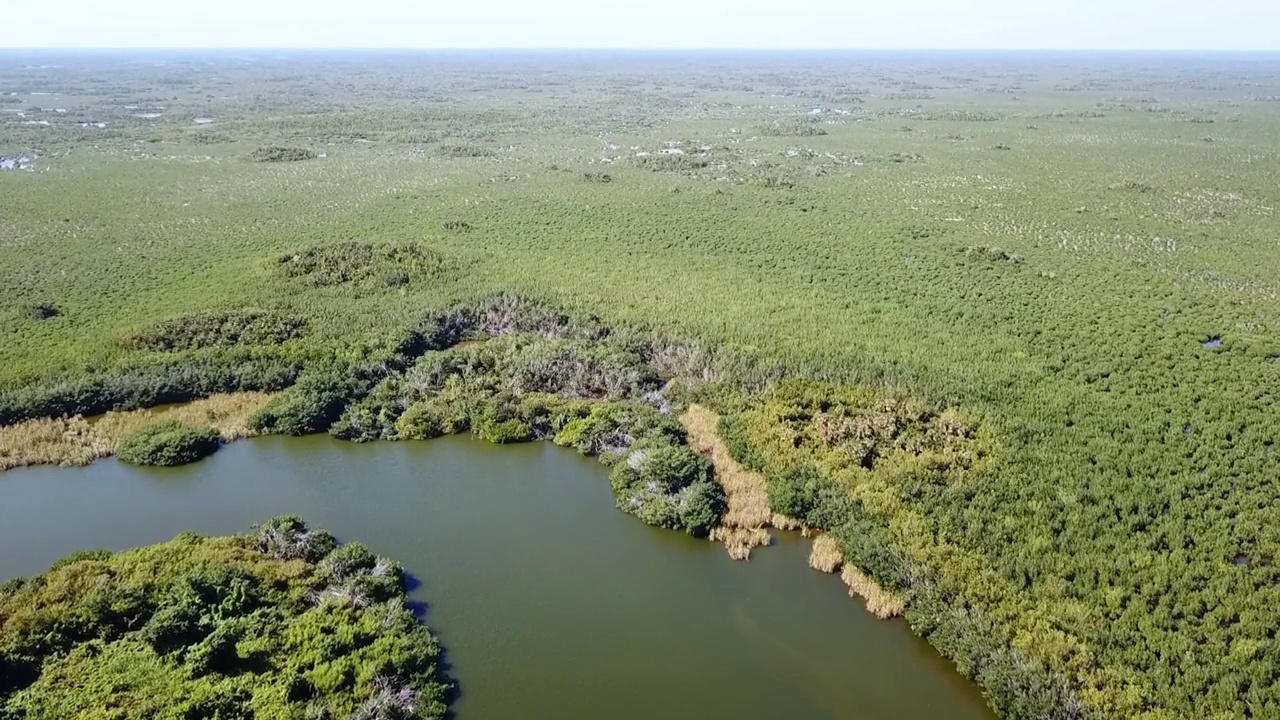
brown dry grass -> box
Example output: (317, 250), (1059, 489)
(682, 404), (775, 560)
(0, 417), (112, 470)
(770, 513), (803, 531)
(93, 392), (273, 443)
(808, 534), (844, 573)
(841, 564), (906, 619)
(0, 392), (275, 471)
(711, 527), (772, 560)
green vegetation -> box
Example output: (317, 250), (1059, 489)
(0, 517), (451, 719)
(128, 310), (308, 352)
(116, 419), (221, 466)
(609, 438), (721, 536)
(249, 369), (367, 436)
(325, 296), (726, 535)
(277, 241), (447, 288)
(248, 146), (318, 163)
(2, 50), (1280, 720)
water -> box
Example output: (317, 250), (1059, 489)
(0, 435), (994, 720)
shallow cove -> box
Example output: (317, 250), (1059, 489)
(0, 434), (994, 719)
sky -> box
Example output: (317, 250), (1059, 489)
(5, 0), (1277, 51)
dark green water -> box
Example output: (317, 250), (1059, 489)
(0, 435), (994, 719)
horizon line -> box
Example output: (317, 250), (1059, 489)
(3, 46), (1279, 53)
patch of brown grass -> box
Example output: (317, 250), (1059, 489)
(770, 513), (803, 531)
(0, 392), (275, 471)
(0, 417), (112, 470)
(93, 392), (274, 444)
(808, 534), (844, 573)
(711, 527), (772, 560)
(841, 564), (906, 619)
(682, 404), (774, 559)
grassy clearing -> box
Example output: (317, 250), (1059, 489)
(681, 404), (773, 559)
(0, 392), (273, 470)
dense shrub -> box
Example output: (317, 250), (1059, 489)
(965, 245), (1024, 264)
(765, 463), (820, 520)
(247, 145), (317, 162)
(0, 350), (303, 425)
(765, 463), (855, 531)
(329, 378), (416, 442)
(552, 401), (685, 456)
(609, 439), (723, 535)
(434, 143), (495, 158)
(277, 241), (444, 288)
(395, 394), (469, 440)
(24, 302), (60, 321)
(127, 310), (307, 352)
(252, 515), (338, 562)
(0, 519), (451, 719)
(716, 413), (767, 472)
(754, 119), (828, 136)
(633, 153), (710, 173)
(471, 398), (533, 444)
(317, 299), (722, 535)
(248, 368), (366, 436)
(116, 420), (221, 466)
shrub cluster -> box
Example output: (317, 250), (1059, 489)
(965, 245), (1024, 264)
(248, 366), (368, 436)
(247, 145), (317, 162)
(24, 302), (60, 321)
(116, 420), (221, 466)
(434, 143), (495, 158)
(277, 241), (444, 288)
(609, 438), (723, 536)
(331, 330), (721, 535)
(0, 349), (304, 425)
(0, 518), (451, 719)
(633, 153), (710, 173)
(127, 309), (307, 352)
(754, 119), (829, 137)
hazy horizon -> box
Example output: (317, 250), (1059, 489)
(3, 48), (1279, 55)
(5, 0), (1277, 52)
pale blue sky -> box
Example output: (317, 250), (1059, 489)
(6, 0), (1277, 50)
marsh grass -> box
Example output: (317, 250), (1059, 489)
(0, 392), (273, 470)
(95, 391), (274, 442)
(840, 564), (905, 619)
(0, 417), (110, 470)
(770, 514), (804, 531)
(808, 534), (843, 574)
(681, 404), (773, 559)
(709, 527), (772, 561)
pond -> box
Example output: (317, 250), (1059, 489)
(0, 434), (994, 720)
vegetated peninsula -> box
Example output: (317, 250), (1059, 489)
(1, 50), (1279, 720)
(0, 517), (451, 719)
